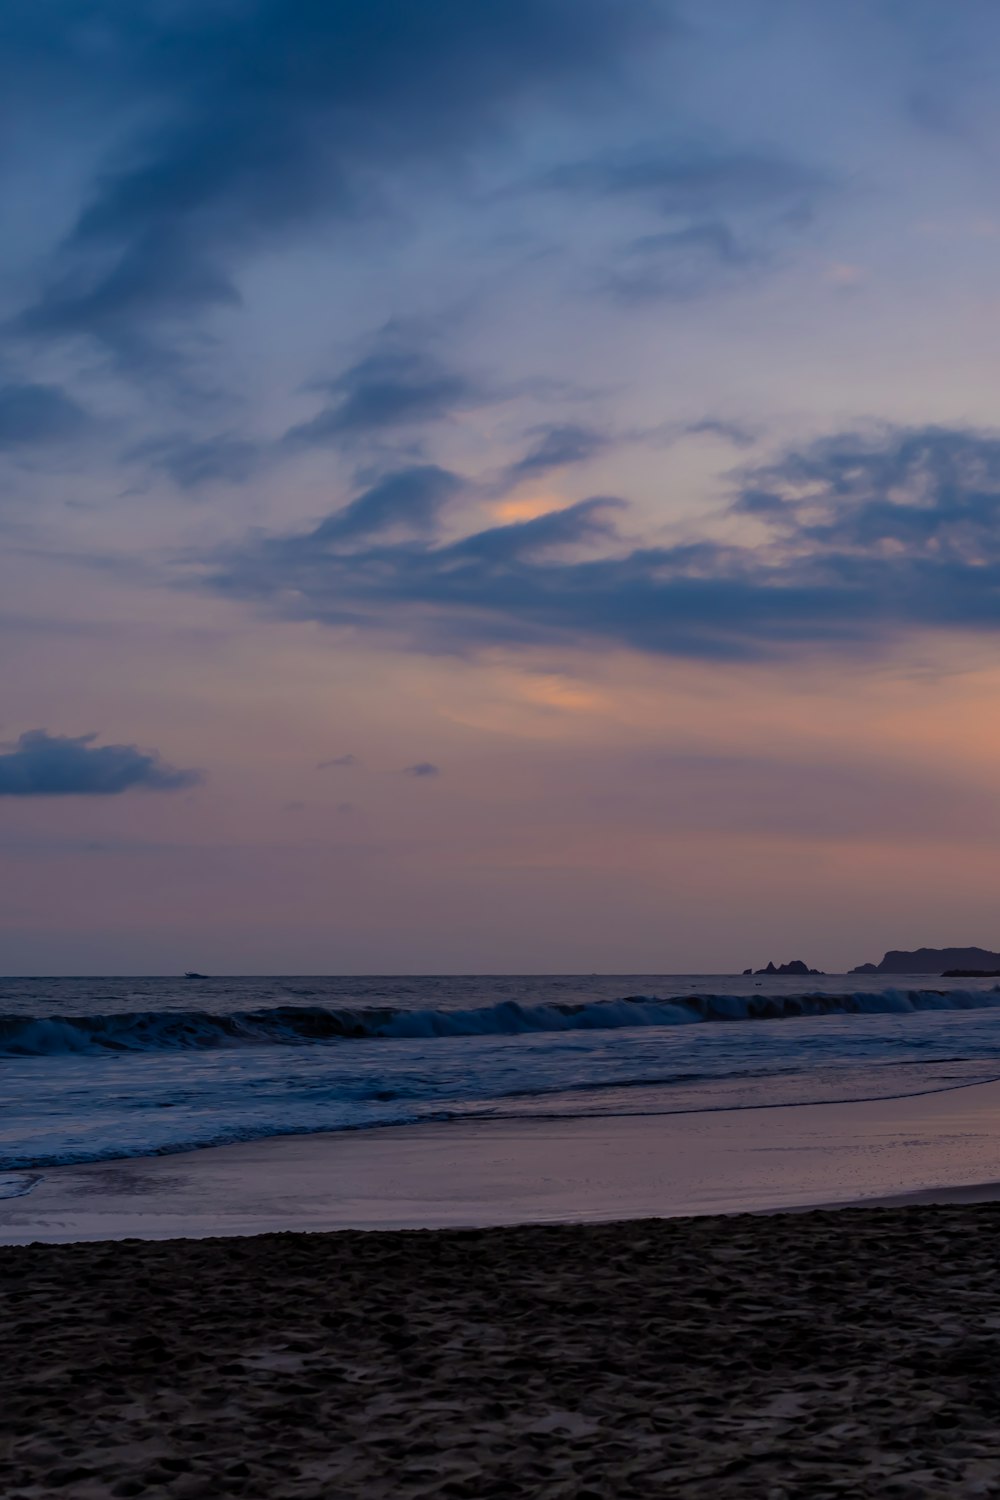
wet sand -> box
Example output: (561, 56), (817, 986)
(6, 1206), (1000, 1498)
(7, 1076), (1000, 1242)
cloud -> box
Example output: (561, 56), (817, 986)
(403, 762), (441, 777)
(318, 754), (357, 769)
(214, 464), (466, 606)
(540, 143), (831, 301)
(309, 465), (465, 544)
(286, 348), (487, 448)
(610, 221), (761, 300)
(15, 240), (240, 367)
(0, 730), (201, 796)
(733, 426), (1000, 552)
(505, 423), (609, 481)
(541, 146), (828, 214)
(681, 419), (757, 447)
(203, 427), (1000, 663)
(0, 383), (90, 448)
(10, 0), (661, 363)
(127, 432), (261, 488)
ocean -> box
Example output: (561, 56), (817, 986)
(5, 972), (1000, 1182)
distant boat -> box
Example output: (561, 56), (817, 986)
(183, 971), (207, 979)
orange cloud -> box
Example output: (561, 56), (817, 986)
(517, 674), (603, 713)
(493, 493), (570, 523)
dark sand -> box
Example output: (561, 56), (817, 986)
(6, 1208), (1000, 1498)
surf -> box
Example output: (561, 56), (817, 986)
(4, 986), (1000, 1056)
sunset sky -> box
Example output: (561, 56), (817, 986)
(5, 1), (1000, 973)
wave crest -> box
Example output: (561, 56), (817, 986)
(2, 986), (1000, 1057)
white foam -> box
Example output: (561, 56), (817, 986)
(4, 986), (1000, 1056)
(0, 1173), (41, 1200)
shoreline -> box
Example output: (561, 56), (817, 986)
(6, 1074), (1000, 1243)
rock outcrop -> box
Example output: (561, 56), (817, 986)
(747, 960), (823, 976)
(849, 947), (1000, 975)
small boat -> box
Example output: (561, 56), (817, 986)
(183, 971), (207, 979)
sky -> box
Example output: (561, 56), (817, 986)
(6, 1), (1000, 973)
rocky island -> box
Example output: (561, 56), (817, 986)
(849, 947), (1000, 975)
(742, 960), (824, 976)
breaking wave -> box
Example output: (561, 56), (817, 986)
(4, 986), (1000, 1057)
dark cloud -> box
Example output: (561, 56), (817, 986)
(541, 144), (830, 301)
(10, 0), (661, 362)
(128, 432), (260, 488)
(733, 426), (1000, 553)
(308, 465), (464, 544)
(506, 423), (609, 480)
(317, 754), (357, 769)
(204, 428), (1000, 662)
(0, 730), (201, 796)
(0, 5), (153, 113)
(16, 238), (240, 366)
(450, 496), (622, 561)
(0, 383), (90, 448)
(287, 349), (487, 448)
(403, 762), (441, 777)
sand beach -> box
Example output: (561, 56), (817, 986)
(7, 1081), (1000, 1496)
(6, 1205), (1000, 1498)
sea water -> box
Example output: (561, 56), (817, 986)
(5, 973), (1000, 1173)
